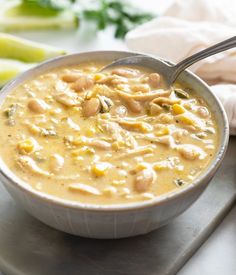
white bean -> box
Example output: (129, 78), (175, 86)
(83, 98), (101, 117)
(148, 73), (160, 88)
(71, 75), (94, 92)
(62, 73), (82, 83)
(28, 99), (49, 114)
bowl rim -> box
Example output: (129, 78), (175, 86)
(0, 50), (229, 212)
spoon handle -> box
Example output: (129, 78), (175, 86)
(170, 36), (236, 83)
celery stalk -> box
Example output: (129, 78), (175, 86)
(0, 32), (66, 62)
(0, 59), (34, 87)
(0, 0), (78, 32)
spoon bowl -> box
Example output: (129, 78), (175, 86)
(101, 36), (236, 88)
(100, 54), (175, 87)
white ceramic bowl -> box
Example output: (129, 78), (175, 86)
(0, 51), (229, 239)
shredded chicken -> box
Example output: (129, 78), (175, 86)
(151, 97), (180, 106)
(115, 146), (154, 160)
(88, 139), (111, 150)
(68, 183), (101, 195)
(177, 144), (207, 160)
(116, 89), (171, 102)
(118, 120), (153, 133)
(54, 91), (81, 107)
(17, 156), (51, 176)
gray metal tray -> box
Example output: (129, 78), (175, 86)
(0, 138), (235, 275)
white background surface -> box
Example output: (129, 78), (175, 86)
(179, 206), (236, 275)
(3, 0), (236, 274)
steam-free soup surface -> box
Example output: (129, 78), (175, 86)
(0, 62), (218, 204)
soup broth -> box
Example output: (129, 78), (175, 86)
(0, 62), (218, 204)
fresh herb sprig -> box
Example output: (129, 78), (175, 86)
(21, 0), (154, 38)
(83, 0), (154, 38)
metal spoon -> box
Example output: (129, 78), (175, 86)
(101, 36), (236, 87)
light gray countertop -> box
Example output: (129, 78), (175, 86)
(1, 206), (236, 275)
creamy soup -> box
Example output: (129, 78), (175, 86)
(0, 62), (218, 204)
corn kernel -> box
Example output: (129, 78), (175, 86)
(28, 124), (41, 135)
(45, 95), (53, 100)
(71, 149), (81, 157)
(17, 138), (35, 154)
(140, 123), (152, 133)
(70, 106), (81, 113)
(84, 127), (96, 137)
(129, 122), (152, 133)
(103, 186), (117, 197)
(135, 162), (149, 172)
(100, 113), (111, 119)
(153, 163), (167, 171)
(172, 104), (185, 115)
(112, 180), (126, 186)
(120, 187), (130, 197)
(49, 108), (61, 115)
(94, 73), (104, 81)
(71, 146), (95, 156)
(91, 162), (110, 177)
(72, 156), (84, 163)
(142, 193), (155, 200)
(71, 136), (87, 146)
(44, 95), (53, 103)
(84, 147), (95, 155)
(112, 140), (125, 150)
(154, 127), (169, 137)
(177, 114), (195, 125)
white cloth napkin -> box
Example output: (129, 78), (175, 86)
(125, 0), (236, 134)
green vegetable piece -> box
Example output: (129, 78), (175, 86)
(83, 0), (154, 38)
(195, 132), (206, 139)
(6, 117), (16, 126)
(174, 179), (185, 187)
(0, 33), (66, 63)
(4, 103), (18, 126)
(0, 1), (78, 32)
(162, 104), (171, 111)
(174, 89), (189, 99)
(4, 103), (18, 118)
(0, 59), (34, 87)
(98, 95), (113, 113)
(22, 0), (75, 11)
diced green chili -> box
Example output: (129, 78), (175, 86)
(162, 104), (171, 111)
(174, 89), (189, 99)
(4, 103), (18, 126)
(174, 178), (185, 187)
